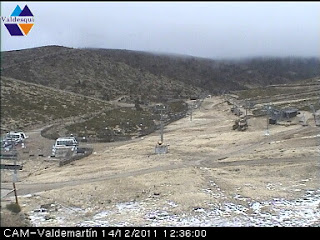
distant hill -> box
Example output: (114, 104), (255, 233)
(92, 48), (320, 92)
(1, 45), (319, 137)
(2, 45), (319, 102)
(1, 46), (203, 102)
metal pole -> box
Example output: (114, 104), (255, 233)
(13, 182), (18, 205)
(265, 104), (270, 135)
(245, 100), (248, 118)
(311, 105), (316, 125)
(266, 105), (269, 130)
(160, 110), (164, 143)
(12, 138), (19, 205)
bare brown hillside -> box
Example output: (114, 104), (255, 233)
(1, 45), (319, 139)
(1, 46), (203, 102)
(2, 45), (319, 101)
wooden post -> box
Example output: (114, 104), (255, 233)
(13, 141), (19, 205)
(13, 182), (18, 205)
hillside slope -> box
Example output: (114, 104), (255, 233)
(1, 46), (203, 102)
(0, 76), (111, 133)
(2, 45), (319, 101)
(0, 77), (189, 141)
(1, 45), (319, 136)
(94, 49), (320, 91)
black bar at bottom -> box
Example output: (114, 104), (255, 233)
(0, 227), (313, 238)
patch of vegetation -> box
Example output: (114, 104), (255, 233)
(236, 87), (294, 100)
(65, 108), (156, 142)
(252, 97), (320, 117)
(237, 78), (320, 116)
(293, 100), (320, 112)
(0, 77), (110, 133)
(167, 100), (188, 113)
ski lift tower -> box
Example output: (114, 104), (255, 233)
(300, 113), (308, 126)
(243, 100), (253, 125)
(155, 104), (168, 154)
(264, 103), (272, 136)
(310, 104), (320, 126)
(189, 98), (198, 121)
(244, 100), (249, 118)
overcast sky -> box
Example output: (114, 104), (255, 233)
(1, 1), (319, 59)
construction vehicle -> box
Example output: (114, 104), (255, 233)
(232, 117), (248, 131)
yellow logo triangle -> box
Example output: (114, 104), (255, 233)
(18, 23), (34, 35)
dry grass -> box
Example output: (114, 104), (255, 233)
(0, 205), (32, 227)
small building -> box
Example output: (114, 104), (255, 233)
(270, 109), (281, 120)
(281, 108), (299, 119)
(269, 118), (277, 125)
(268, 109), (281, 124)
(233, 107), (243, 116)
(268, 108), (298, 124)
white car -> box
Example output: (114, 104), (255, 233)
(4, 131), (28, 144)
(51, 137), (78, 157)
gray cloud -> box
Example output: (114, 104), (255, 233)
(1, 1), (319, 59)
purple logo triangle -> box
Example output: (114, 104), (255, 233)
(19, 5), (33, 16)
(4, 24), (24, 36)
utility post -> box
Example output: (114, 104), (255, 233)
(155, 104), (168, 154)
(265, 103), (272, 136)
(84, 125), (88, 142)
(189, 99), (198, 121)
(244, 100), (248, 118)
(310, 104), (317, 125)
(11, 138), (19, 205)
(159, 108), (165, 143)
(301, 113), (308, 126)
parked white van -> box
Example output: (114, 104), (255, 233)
(5, 131), (28, 144)
(51, 137), (78, 157)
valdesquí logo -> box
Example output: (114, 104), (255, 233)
(1, 5), (34, 36)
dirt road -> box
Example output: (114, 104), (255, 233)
(1, 96), (319, 226)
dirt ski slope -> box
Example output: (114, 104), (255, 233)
(1, 96), (319, 226)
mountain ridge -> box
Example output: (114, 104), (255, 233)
(2, 45), (319, 101)
(1, 45), (319, 138)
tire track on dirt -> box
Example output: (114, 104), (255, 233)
(2, 109), (318, 197)
(3, 126), (317, 196)
(3, 154), (318, 197)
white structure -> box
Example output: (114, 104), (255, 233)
(3, 131), (28, 145)
(51, 137), (78, 157)
(155, 141), (168, 154)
